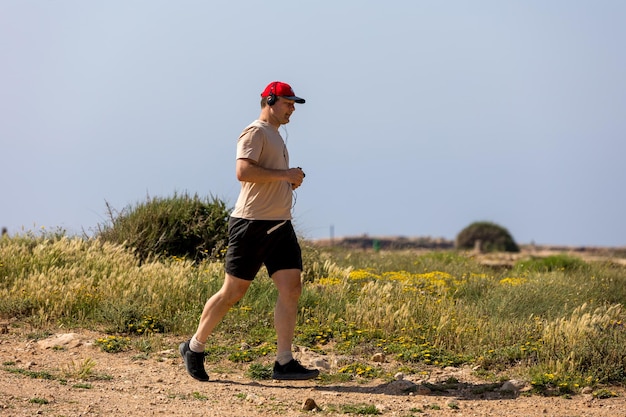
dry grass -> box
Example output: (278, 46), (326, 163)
(1, 234), (625, 393)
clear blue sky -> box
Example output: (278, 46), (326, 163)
(1, 1), (625, 247)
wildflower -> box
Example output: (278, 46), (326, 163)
(348, 269), (379, 281)
(499, 277), (527, 286)
(317, 277), (342, 286)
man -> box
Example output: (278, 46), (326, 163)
(179, 81), (319, 381)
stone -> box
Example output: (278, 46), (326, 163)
(302, 398), (321, 411)
(371, 352), (385, 362)
(37, 333), (81, 349)
(313, 358), (331, 370)
(500, 379), (527, 393)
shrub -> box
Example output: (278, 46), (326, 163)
(455, 221), (519, 253)
(514, 254), (588, 273)
(97, 193), (230, 262)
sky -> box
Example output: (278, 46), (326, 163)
(1, 1), (625, 247)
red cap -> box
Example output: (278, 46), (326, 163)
(260, 81), (305, 103)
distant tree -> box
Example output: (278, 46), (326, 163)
(455, 221), (519, 253)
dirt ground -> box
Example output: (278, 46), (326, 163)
(1, 328), (625, 417)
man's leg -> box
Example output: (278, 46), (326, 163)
(271, 269), (302, 356)
(271, 269), (319, 380)
(195, 274), (252, 342)
(180, 274), (251, 381)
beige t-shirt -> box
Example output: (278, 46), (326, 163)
(230, 120), (293, 220)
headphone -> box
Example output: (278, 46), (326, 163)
(267, 82), (278, 106)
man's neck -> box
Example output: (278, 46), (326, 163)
(259, 111), (280, 129)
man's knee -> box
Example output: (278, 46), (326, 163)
(272, 270), (302, 298)
(221, 274), (251, 303)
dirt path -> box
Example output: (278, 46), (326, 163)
(1, 329), (624, 416)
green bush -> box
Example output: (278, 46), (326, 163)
(97, 193), (230, 262)
(455, 221), (519, 253)
(514, 254), (588, 273)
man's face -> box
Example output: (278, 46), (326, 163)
(271, 98), (296, 125)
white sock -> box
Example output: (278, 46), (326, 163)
(189, 335), (206, 353)
(276, 351), (293, 366)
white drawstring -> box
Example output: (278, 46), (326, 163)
(267, 221), (287, 235)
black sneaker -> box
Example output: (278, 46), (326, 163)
(272, 359), (319, 380)
(179, 340), (209, 382)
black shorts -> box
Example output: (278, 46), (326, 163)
(224, 217), (303, 281)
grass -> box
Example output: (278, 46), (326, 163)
(2, 359), (112, 384)
(64, 358), (97, 379)
(29, 397), (49, 405)
(340, 403), (381, 414)
(246, 363), (273, 380)
(95, 336), (131, 353)
(338, 362), (382, 380)
(1, 233), (625, 395)
(4, 367), (55, 380)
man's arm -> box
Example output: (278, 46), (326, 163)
(236, 158), (304, 189)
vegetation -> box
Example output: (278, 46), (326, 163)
(97, 193), (230, 263)
(1, 231), (625, 396)
(456, 221), (520, 252)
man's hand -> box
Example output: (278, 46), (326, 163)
(288, 167), (305, 190)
